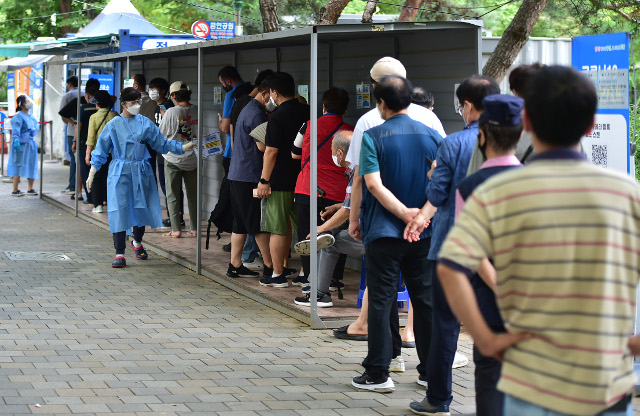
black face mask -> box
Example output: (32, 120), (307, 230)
(222, 83), (232, 93)
(478, 132), (488, 161)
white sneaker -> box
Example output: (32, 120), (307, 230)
(92, 205), (104, 213)
(389, 356), (405, 372)
(294, 234), (335, 256)
(243, 259), (263, 270)
(452, 351), (469, 369)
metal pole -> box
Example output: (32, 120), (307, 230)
(0, 121), (4, 177)
(39, 64), (46, 198)
(126, 57), (131, 80)
(196, 47), (204, 274)
(49, 122), (54, 162)
(75, 63), (81, 216)
(309, 28), (324, 329)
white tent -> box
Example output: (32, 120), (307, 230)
(78, 0), (164, 36)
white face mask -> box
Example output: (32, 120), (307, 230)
(127, 103), (141, 115)
(266, 96), (278, 112)
(332, 154), (341, 168)
(25, 100), (33, 110)
(148, 89), (160, 101)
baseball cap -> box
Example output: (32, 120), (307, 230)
(479, 94), (525, 126)
(370, 57), (407, 82)
(169, 81), (188, 94)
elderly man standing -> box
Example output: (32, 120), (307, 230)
(351, 75), (441, 393)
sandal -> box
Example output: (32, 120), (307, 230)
(112, 257), (126, 268)
(130, 241), (148, 260)
(162, 232), (181, 238)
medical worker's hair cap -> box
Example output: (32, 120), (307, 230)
(120, 87), (141, 102)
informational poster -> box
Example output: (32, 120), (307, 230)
(572, 32), (631, 174)
(213, 86), (222, 105)
(7, 73), (15, 117)
(297, 85), (309, 104)
(194, 132), (223, 158)
(356, 83), (371, 109)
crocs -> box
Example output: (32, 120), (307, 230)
(130, 241), (148, 260)
(112, 257), (126, 268)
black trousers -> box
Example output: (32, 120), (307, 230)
(473, 335), (504, 416)
(363, 237), (432, 377)
(78, 145), (92, 203)
(296, 196), (342, 276)
(113, 226), (145, 254)
(92, 154), (111, 207)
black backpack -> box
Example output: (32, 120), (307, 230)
(206, 175), (234, 249)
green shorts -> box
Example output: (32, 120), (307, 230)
(261, 191), (297, 235)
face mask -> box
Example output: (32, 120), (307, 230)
(149, 89), (160, 101)
(89, 96), (98, 104)
(222, 83), (232, 93)
(376, 103), (384, 120)
(266, 97), (277, 112)
(478, 133), (487, 160)
(332, 154), (341, 168)
(127, 104), (141, 115)
(25, 100), (33, 110)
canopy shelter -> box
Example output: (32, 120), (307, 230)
(44, 22), (482, 328)
(0, 55), (53, 71)
(0, 34), (118, 58)
(79, 0), (164, 36)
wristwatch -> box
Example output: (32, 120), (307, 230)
(259, 178), (270, 185)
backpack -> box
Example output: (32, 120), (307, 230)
(206, 175), (234, 249)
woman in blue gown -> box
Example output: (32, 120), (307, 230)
(8, 95), (39, 197)
(87, 88), (195, 268)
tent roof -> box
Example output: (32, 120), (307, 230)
(78, 0), (164, 36)
(0, 34), (118, 58)
(0, 55), (52, 71)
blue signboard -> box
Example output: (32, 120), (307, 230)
(208, 21), (235, 39)
(572, 32), (631, 174)
(88, 74), (115, 94)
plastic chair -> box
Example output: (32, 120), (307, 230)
(357, 255), (410, 310)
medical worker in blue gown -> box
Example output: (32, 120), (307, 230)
(86, 87), (195, 268)
(8, 95), (39, 197)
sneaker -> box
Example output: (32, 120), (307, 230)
(11, 190), (24, 197)
(82, 199), (92, 205)
(416, 374), (428, 387)
(92, 205), (104, 213)
(292, 274), (309, 286)
(130, 241), (148, 260)
(409, 399), (450, 416)
(227, 263), (259, 278)
(294, 233), (335, 255)
(351, 371), (394, 393)
(61, 188), (75, 194)
(453, 351), (469, 369)
(329, 281), (344, 292)
(263, 265), (273, 278)
(282, 267), (297, 277)
(301, 285), (311, 294)
(25, 189), (38, 196)
(70, 194), (83, 201)
(162, 218), (171, 228)
(389, 356), (405, 373)
(259, 275), (289, 288)
(243, 259), (263, 270)
(294, 292), (333, 308)
(112, 257), (126, 268)
(222, 243), (231, 253)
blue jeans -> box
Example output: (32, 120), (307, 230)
(242, 234), (258, 263)
(504, 394), (633, 416)
(66, 135), (76, 191)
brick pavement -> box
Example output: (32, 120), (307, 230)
(0, 171), (478, 415)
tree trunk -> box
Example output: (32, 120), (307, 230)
(398, 0), (423, 22)
(362, 0), (378, 23)
(482, 0), (548, 83)
(59, 0), (73, 35)
(259, 0), (280, 33)
(318, 0), (352, 24)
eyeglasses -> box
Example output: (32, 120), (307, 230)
(126, 99), (142, 106)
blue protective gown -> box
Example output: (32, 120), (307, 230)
(91, 114), (185, 234)
(7, 111), (39, 179)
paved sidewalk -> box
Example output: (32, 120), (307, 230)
(0, 176), (478, 415)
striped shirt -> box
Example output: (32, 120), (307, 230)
(438, 149), (640, 415)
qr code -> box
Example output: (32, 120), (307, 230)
(592, 144), (607, 168)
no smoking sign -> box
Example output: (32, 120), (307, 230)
(191, 20), (210, 39)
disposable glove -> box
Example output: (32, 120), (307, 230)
(86, 166), (97, 193)
(12, 139), (20, 151)
(182, 141), (196, 152)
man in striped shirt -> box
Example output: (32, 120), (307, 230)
(437, 66), (640, 415)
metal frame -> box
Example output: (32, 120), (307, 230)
(44, 21), (483, 327)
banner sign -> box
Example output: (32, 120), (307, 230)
(572, 32), (631, 174)
(190, 21), (235, 40)
(140, 38), (202, 50)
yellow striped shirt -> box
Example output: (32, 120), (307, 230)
(439, 151), (639, 415)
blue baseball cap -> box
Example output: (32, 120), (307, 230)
(479, 94), (525, 126)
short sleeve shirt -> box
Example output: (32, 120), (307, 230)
(264, 98), (310, 191)
(228, 99), (268, 183)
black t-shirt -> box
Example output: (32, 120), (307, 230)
(60, 97), (98, 148)
(264, 99), (310, 191)
(154, 98), (174, 126)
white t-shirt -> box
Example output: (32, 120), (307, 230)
(160, 104), (198, 171)
(345, 103), (446, 166)
(60, 88), (78, 132)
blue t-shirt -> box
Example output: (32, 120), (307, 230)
(359, 114), (442, 246)
(228, 99), (267, 183)
(222, 82), (251, 158)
